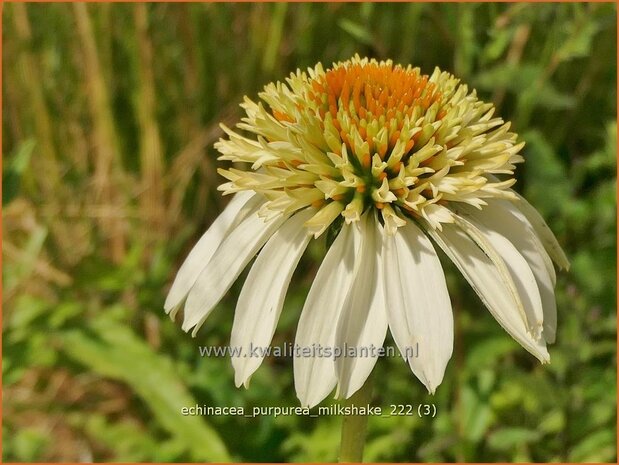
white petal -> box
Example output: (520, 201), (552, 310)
(424, 222), (550, 362)
(383, 221), (453, 393)
(484, 175), (569, 271)
(500, 182), (569, 270)
(454, 214), (545, 340)
(445, 213), (525, 328)
(182, 209), (288, 335)
(164, 191), (258, 312)
(231, 209), (314, 387)
(294, 222), (358, 408)
(496, 199), (556, 285)
(459, 200), (558, 343)
(335, 213), (389, 399)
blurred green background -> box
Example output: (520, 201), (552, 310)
(2, 2), (617, 462)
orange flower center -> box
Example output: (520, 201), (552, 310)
(305, 62), (443, 162)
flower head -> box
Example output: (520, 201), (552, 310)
(165, 56), (569, 408)
(217, 55), (523, 236)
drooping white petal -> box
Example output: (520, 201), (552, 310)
(424, 222), (550, 362)
(459, 199), (558, 343)
(454, 214), (545, 340)
(182, 209), (288, 335)
(164, 191), (258, 313)
(383, 221), (454, 393)
(335, 212), (389, 399)
(443, 212), (525, 329)
(511, 192), (570, 270)
(492, 199), (556, 284)
(231, 209), (314, 387)
(294, 223), (359, 408)
(485, 174), (569, 271)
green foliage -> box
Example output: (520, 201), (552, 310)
(61, 319), (230, 462)
(3, 2), (616, 462)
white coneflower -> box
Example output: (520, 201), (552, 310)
(164, 55), (569, 408)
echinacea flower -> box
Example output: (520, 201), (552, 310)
(165, 55), (569, 408)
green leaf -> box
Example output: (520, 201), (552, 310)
(338, 18), (373, 45)
(535, 83), (577, 110)
(474, 64), (542, 92)
(474, 63), (575, 110)
(81, 414), (184, 462)
(462, 385), (493, 442)
(10, 427), (49, 462)
(538, 410), (565, 434)
(465, 337), (517, 369)
(556, 18), (598, 62)
(569, 429), (616, 462)
(59, 319), (231, 462)
(488, 427), (541, 451)
(521, 129), (571, 216)
(482, 27), (513, 63)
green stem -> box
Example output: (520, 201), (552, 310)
(338, 377), (374, 463)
